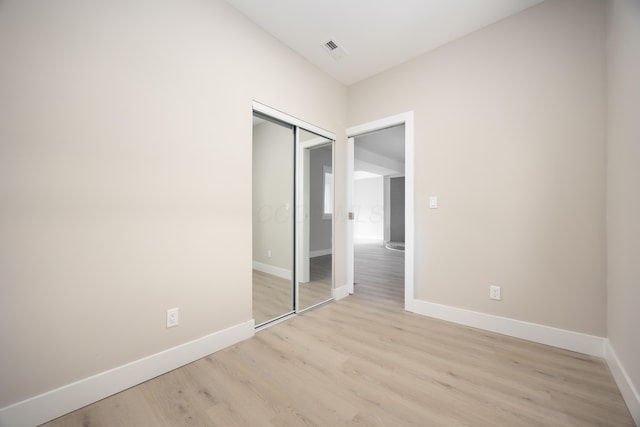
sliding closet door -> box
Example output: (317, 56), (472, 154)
(297, 129), (333, 312)
(252, 102), (335, 328)
(252, 113), (295, 326)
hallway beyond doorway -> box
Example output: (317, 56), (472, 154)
(354, 239), (404, 306)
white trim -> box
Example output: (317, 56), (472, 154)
(310, 248), (332, 258)
(297, 130), (311, 284)
(255, 313), (295, 331)
(252, 261), (292, 280)
(346, 138), (355, 294)
(253, 101), (336, 141)
(347, 111), (415, 311)
(334, 284), (350, 300)
(411, 299), (606, 357)
(404, 114), (415, 313)
(0, 320), (255, 427)
(347, 112), (412, 136)
(605, 341), (640, 425)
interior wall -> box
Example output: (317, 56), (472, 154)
(353, 176), (384, 240)
(309, 145), (333, 254)
(252, 121), (293, 272)
(389, 177), (406, 243)
(347, 0), (607, 336)
(0, 0), (346, 409)
(606, 0), (640, 413)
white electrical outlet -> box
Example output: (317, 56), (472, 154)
(490, 285), (501, 301)
(267, 249), (272, 258)
(167, 308), (179, 328)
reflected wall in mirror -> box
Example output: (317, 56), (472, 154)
(252, 114), (294, 326)
(297, 129), (333, 311)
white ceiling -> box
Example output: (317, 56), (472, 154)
(355, 125), (405, 175)
(225, 0), (543, 85)
(356, 125), (405, 164)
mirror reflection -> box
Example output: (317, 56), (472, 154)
(252, 114), (294, 326)
(297, 129), (333, 311)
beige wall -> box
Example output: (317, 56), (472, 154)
(606, 0), (640, 404)
(348, 0), (607, 335)
(0, 0), (346, 408)
(252, 121), (294, 271)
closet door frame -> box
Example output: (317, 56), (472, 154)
(252, 101), (336, 329)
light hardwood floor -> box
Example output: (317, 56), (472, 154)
(42, 241), (634, 426)
(252, 270), (294, 325)
(253, 255), (333, 326)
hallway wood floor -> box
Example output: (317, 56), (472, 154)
(42, 242), (634, 426)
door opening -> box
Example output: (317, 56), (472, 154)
(346, 112), (414, 311)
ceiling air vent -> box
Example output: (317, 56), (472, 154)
(322, 39), (348, 60)
(325, 40), (338, 51)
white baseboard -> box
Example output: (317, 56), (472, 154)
(334, 284), (350, 300)
(605, 340), (640, 425)
(0, 320), (255, 427)
(310, 249), (332, 258)
(252, 261), (291, 280)
(411, 299), (605, 357)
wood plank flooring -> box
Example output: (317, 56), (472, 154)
(42, 241), (634, 426)
(301, 254), (333, 310)
(253, 255), (333, 326)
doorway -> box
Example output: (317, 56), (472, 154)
(252, 102), (335, 328)
(346, 112), (414, 311)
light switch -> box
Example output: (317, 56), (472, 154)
(429, 196), (438, 209)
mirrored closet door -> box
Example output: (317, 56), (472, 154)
(296, 129), (333, 312)
(252, 113), (295, 326)
(252, 104), (334, 328)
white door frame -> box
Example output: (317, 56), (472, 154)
(346, 112), (415, 312)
